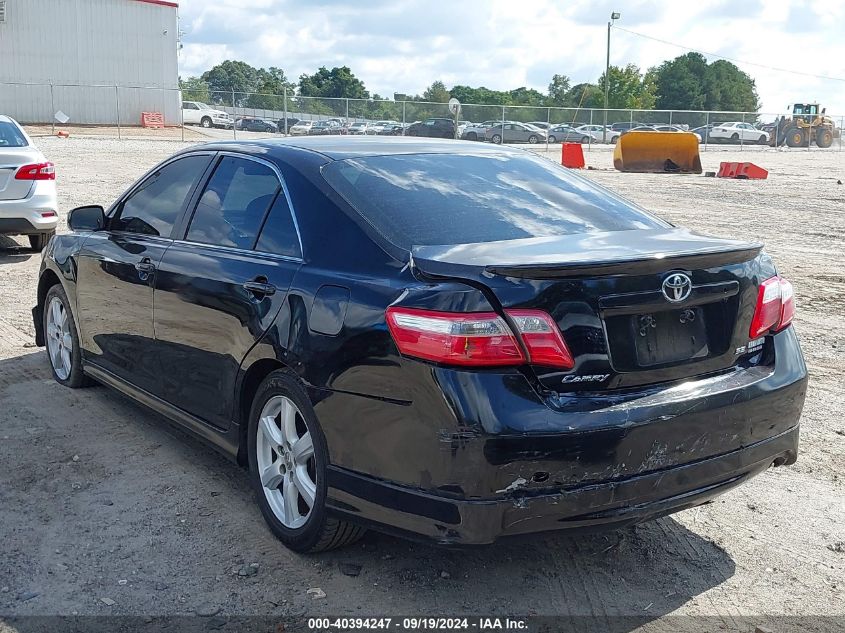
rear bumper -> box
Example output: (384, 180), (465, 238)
(327, 426), (799, 545)
(0, 181), (58, 234)
(320, 328), (807, 544)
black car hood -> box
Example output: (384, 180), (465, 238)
(411, 228), (763, 279)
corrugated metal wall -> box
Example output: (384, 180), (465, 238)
(0, 0), (180, 125)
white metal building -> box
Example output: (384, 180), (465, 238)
(0, 0), (180, 125)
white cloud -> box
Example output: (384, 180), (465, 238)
(176, 0), (845, 116)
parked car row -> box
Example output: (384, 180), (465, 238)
(181, 101), (773, 146)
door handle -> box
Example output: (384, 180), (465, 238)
(243, 279), (276, 297)
(135, 258), (155, 275)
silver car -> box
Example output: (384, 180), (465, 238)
(0, 116), (58, 251)
(547, 125), (594, 144)
(485, 122), (547, 144)
(288, 121), (314, 136)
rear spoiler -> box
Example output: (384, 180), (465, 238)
(411, 229), (763, 280)
(485, 246), (762, 278)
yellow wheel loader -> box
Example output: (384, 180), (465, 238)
(770, 103), (839, 148)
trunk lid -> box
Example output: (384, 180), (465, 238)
(0, 147), (41, 201)
(412, 228), (769, 392)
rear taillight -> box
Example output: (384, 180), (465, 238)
(385, 307), (574, 369)
(749, 276), (795, 338)
(15, 162), (55, 180)
(506, 309), (574, 368)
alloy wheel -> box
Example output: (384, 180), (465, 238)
(255, 395), (317, 529)
(46, 296), (72, 380)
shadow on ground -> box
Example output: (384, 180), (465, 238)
(0, 235), (35, 264)
(0, 351), (735, 630)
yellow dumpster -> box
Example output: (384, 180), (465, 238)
(613, 131), (702, 174)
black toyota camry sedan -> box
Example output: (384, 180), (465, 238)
(32, 137), (807, 552)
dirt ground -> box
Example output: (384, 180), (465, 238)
(0, 137), (843, 631)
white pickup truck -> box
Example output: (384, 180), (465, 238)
(181, 101), (232, 129)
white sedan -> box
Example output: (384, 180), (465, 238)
(288, 121), (314, 136)
(0, 115), (58, 251)
(576, 124), (619, 143)
(709, 122), (769, 144)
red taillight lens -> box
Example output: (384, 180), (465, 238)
(506, 309), (574, 369)
(385, 307), (573, 369)
(749, 275), (795, 338)
(385, 308), (524, 366)
(15, 162), (55, 181)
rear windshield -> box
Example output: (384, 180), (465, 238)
(0, 121), (28, 147)
(322, 152), (665, 249)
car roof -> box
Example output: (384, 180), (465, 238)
(191, 136), (525, 161)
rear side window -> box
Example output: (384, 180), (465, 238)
(0, 121), (28, 147)
(186, 156), (280, 250)
(322, 152), (666, 249)
(112, 155), (210, 236)
(255, 194), (302, 259)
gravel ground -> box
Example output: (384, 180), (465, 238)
(0, 136), (843, 631)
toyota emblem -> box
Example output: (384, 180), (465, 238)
(662, 273), (693, 303)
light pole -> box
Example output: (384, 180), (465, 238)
(603, 11), (620, 142)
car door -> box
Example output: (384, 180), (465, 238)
(152, 153), (302, 429)
(75, 153), (214, 394)
(182, 102), (199, 125)
(741, 123), (756, 140)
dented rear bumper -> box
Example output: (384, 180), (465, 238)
(320, 328), (807, 544)
(326, 425), (798, 544)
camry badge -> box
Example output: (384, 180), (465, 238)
(662, 273), (693, 303)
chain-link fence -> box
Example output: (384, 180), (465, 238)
(2, 80), (843, 151)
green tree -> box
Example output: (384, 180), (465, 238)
(595, 64), (656, 109)
(653, 52), (709, 110)
(508, 87), (546, 106)
(652, 53), (760, 113)
(201, 60), (264, 105)
(702, 60), (760, 112)
(246, 67), (296, 109)
(563, 83), (602, 108)
(422, 81), (451, 103)
(547, 74), (572, 106)
(179, 76), (210, 103)
(298, 66), (369, 99)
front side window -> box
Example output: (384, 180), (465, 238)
(186, 156), (280, 250)
(112, 155), (210, 236)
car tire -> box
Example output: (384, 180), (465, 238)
(548, 135), (557, 144)
(491, 134), (502, 144)
(611, 135), (620, 144)
(730, 132), (739, 141)
(247, 370), (366, 553)
(580, 136), (590, 144)
(528, 135), (538, 144)
(201, 117), (212, 128)
(29, 230), (54, 252)
(43, 284), (93, 388)
(466, 132), (477, 141)
(758, 135), (768, 145)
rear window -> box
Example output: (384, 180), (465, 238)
(0, 121), (28, 147)
(322, 152), (665, 249)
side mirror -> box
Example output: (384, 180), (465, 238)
(68, 205), (106, 232)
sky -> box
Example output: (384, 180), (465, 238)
(175, 0), (845, 116)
